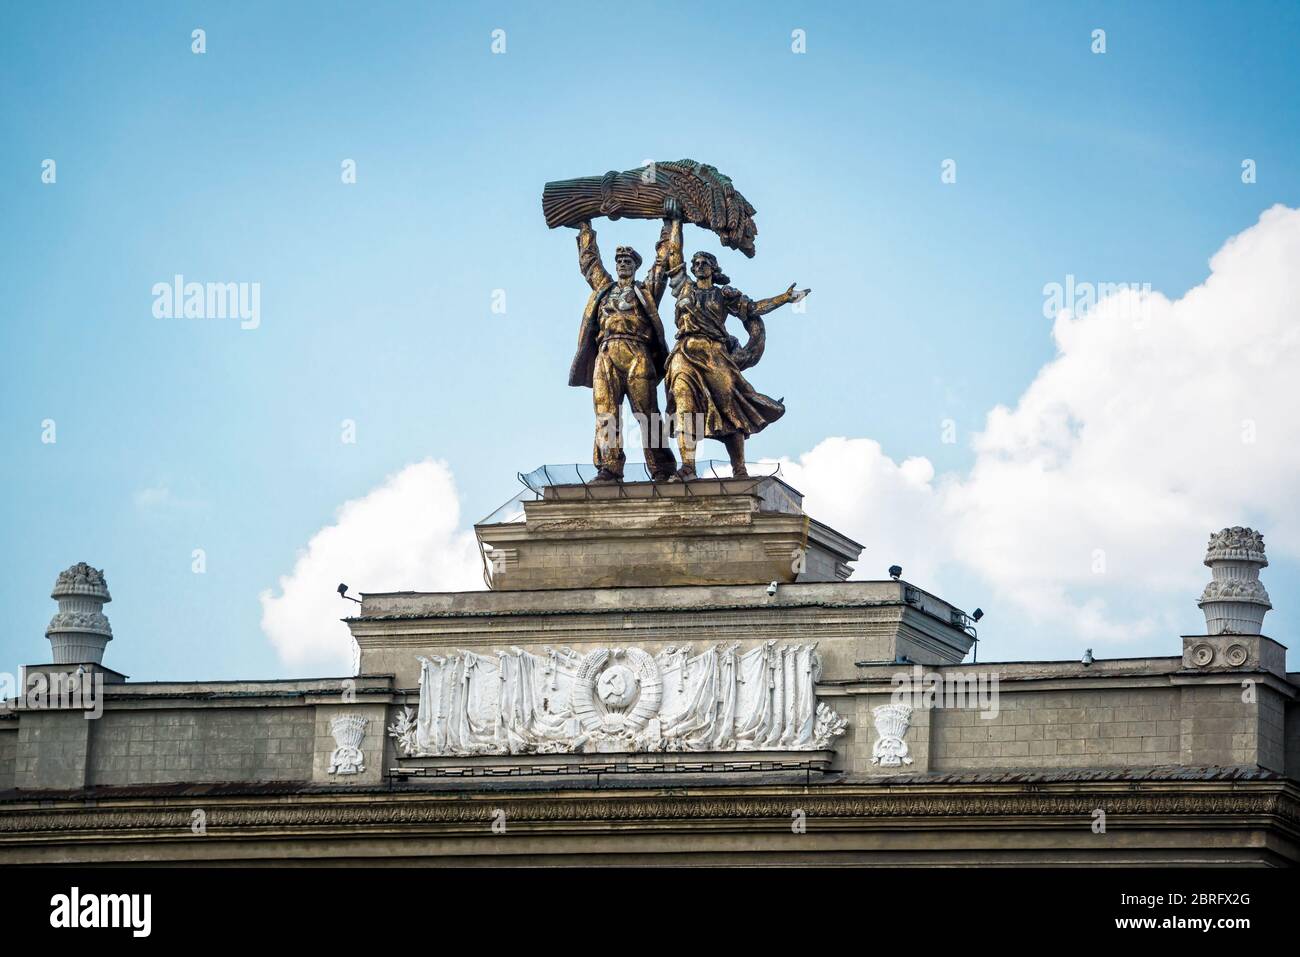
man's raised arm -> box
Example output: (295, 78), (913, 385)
(576, 220), (611, 292)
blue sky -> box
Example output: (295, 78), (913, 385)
(2, 1), (1298, 680)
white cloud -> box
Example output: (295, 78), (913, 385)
(778, 205), (1300, 653)
(776, 437), (948, 587)
(259, 459), (482, 673)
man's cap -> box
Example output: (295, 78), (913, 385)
(614, 246), (643, 268)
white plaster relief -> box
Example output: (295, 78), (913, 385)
(328, 714), (368, 775)
(387, 641), (848, 756)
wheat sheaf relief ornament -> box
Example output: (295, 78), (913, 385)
(328, 714), (368, 775)
(871, 704), (914, 767)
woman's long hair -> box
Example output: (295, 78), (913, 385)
(691, 251), (730, 286)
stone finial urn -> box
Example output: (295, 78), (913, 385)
(45, 562), (113, 664)
(1197, 527), (1271, 635)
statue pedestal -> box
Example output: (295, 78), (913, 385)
(475, 475), (862, 591)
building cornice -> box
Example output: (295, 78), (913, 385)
(1, 776), (1296, 843)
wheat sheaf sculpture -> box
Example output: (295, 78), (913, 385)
(542, 159), (759, 258)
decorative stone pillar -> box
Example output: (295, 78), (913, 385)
(45, 562), (113, 664)
(1197, 528), (1271, 635)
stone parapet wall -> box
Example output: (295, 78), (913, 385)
(0, 640), (1293, 794)
(86, 708), (315, 786)
(1, 676), (397, 792)
(834, 641), (1295, 778)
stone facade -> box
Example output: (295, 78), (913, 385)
(1, 508), (1297, 866)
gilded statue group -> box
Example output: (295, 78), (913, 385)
(543, 160), (810, 483)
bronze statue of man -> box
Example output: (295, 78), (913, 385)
(567, 211), (679, 483)
(661, 215), (810, 480)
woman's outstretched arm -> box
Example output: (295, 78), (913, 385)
(750, 283), (812, 316)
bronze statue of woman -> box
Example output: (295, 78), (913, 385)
(661, 213), (810, 480)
